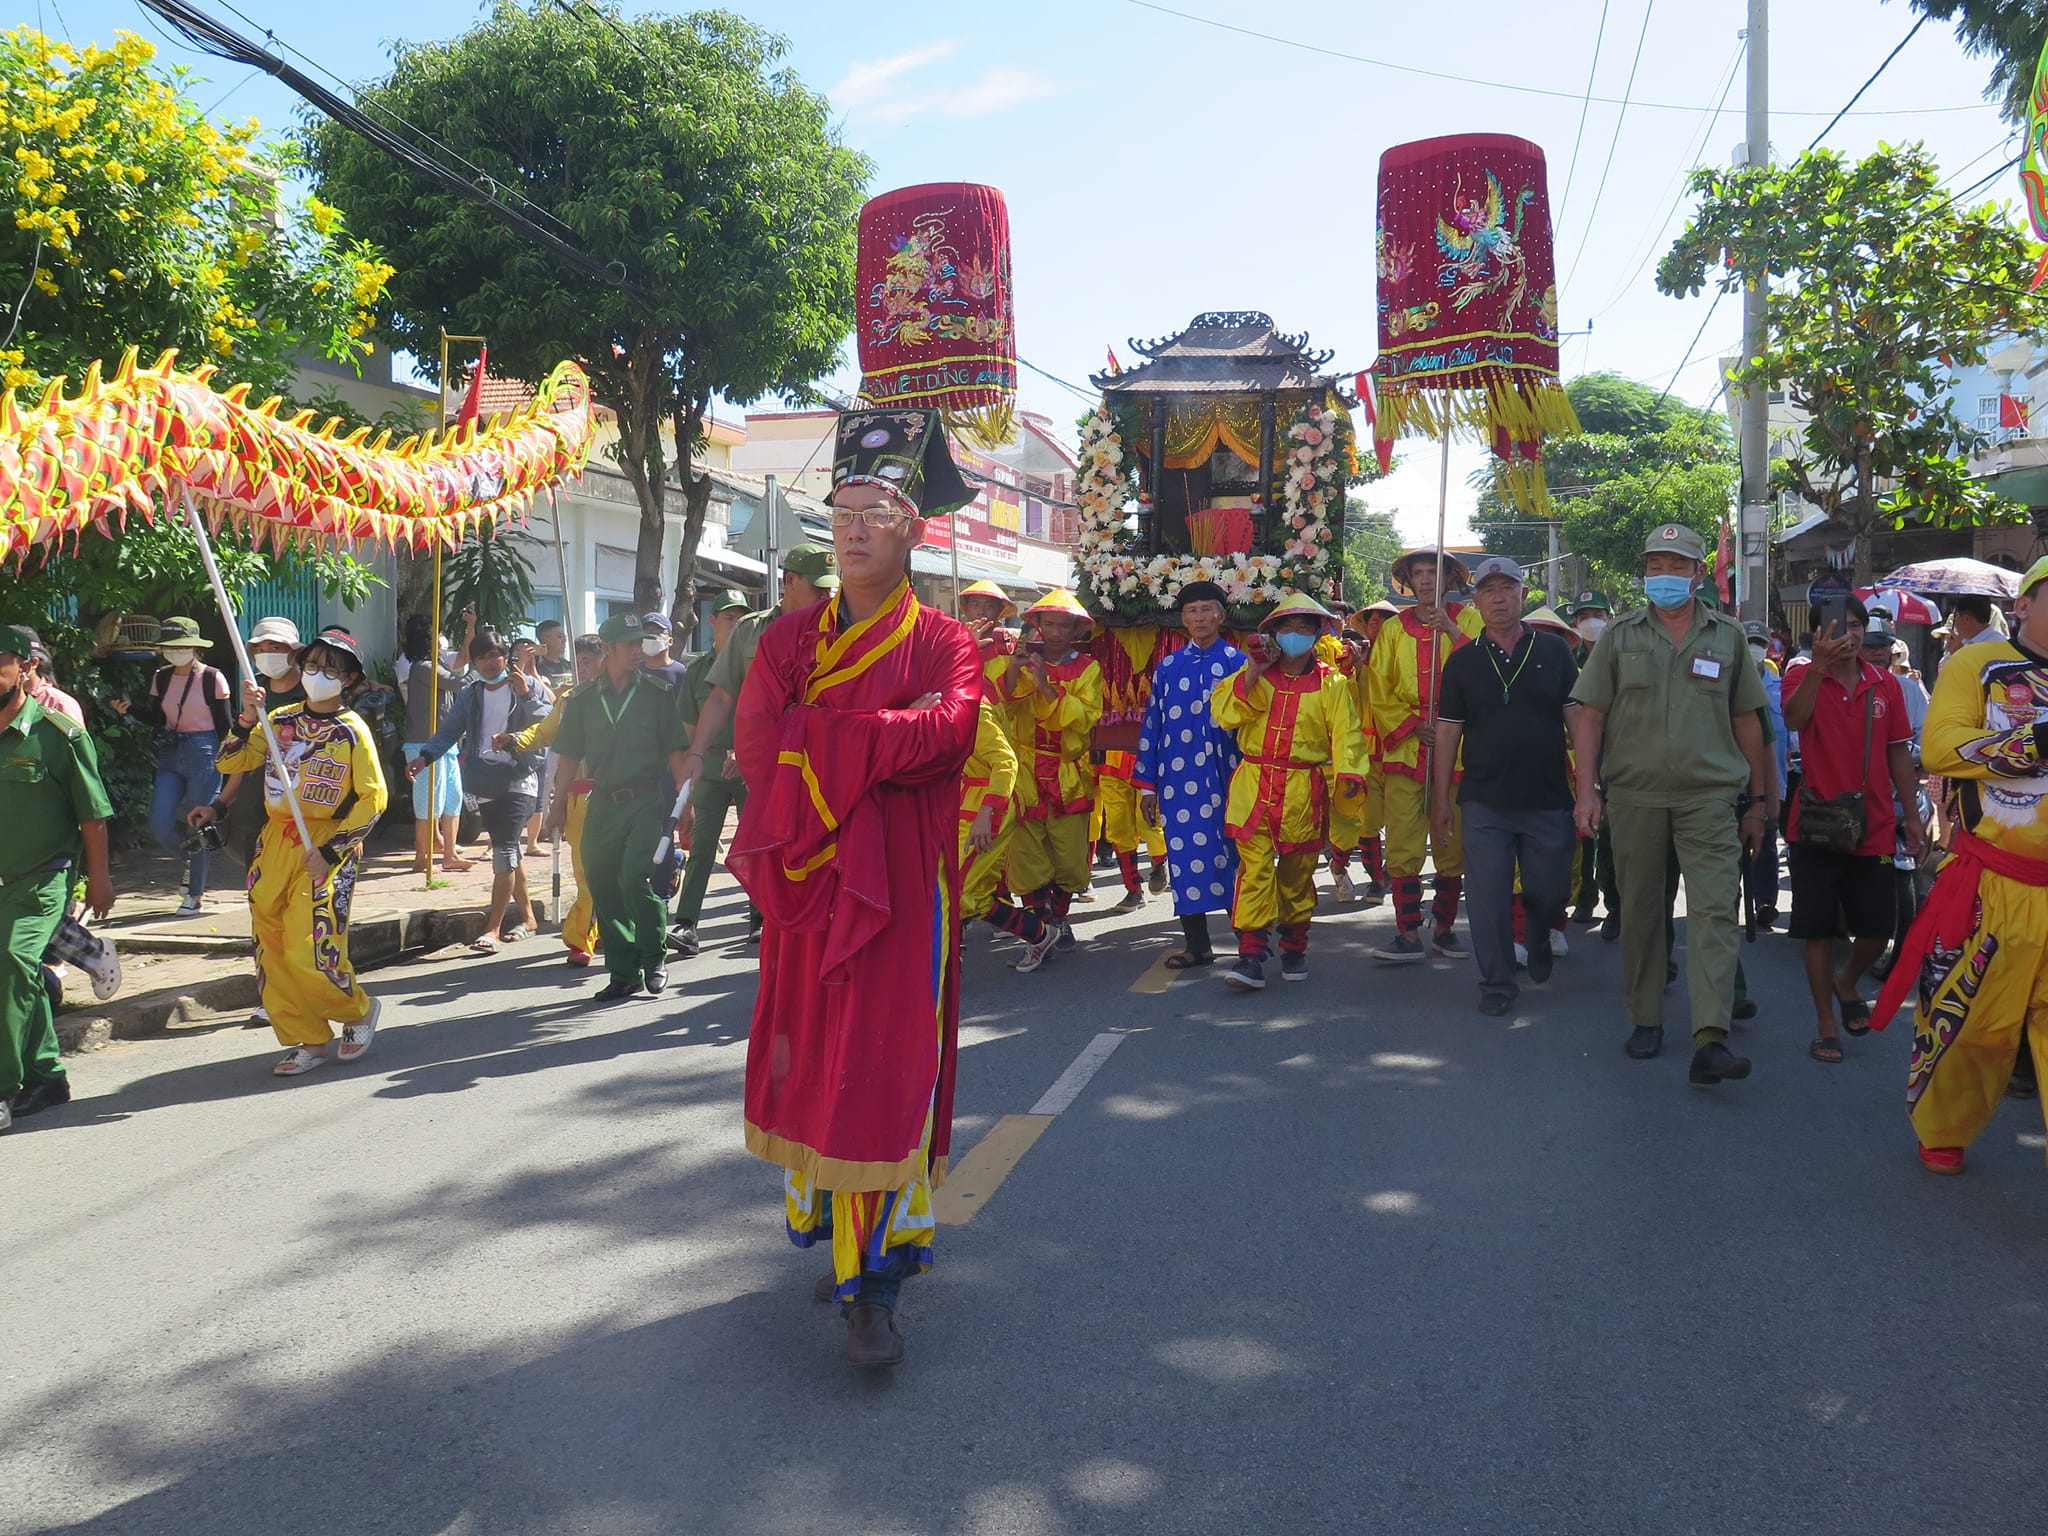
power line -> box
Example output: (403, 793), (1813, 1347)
(1805, 15), (1927, 153)
(1118, 0), (1990, 118)
(1561, 0), (1657, 294)
(1553, 0), (1612, 230)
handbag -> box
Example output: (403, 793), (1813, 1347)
(1794, 688), (1874, 854)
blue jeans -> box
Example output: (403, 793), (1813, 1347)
(151, 732), (221, 898)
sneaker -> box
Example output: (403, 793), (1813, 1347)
(1364, 878), (1391, 903)
(10, 1076), (71, 1117)
(1548, 928), (1569, 959)
(1513, 942), (1528, 970)
(1479, 994), (1512, 1017)
(84, 939), (121, 1000)
(745, 912), (763, 943)
(1526, 932), (1553, 984)
(643, 965), (669, 995)
(1280, 952), (1308, 983)
(1371, 932), (1426, 964)
(175, 896), (203, 917)
(1599, 912), (1620, 942)
(1330, 868), (1357, 903)
(565, 948), (593, 968)
(1688, 1041), (1753, 1085)
(1148, 863), (1170, 895)
(1111, 887), (1146, 914)
(1431, 928), (1465, 959)
(1054, 924), (1076, 953)
(0, 1100), (10, 1133)
(1011, 925), (1060, 973)
(1917, 1143), (1965, 1176)
(1225, 958), (1267, 991)
(667, 923), (700, 958)
(1070, 886), (1096, 904)
(1625, 1026), (1664, 1060)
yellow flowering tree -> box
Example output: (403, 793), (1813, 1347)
(0, 26), (392, 397)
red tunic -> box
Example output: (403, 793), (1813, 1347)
(729, 581), (981, 1192)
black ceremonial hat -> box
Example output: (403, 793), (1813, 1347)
(831, 408), (975, 519)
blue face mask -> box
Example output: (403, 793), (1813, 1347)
(1643, 574), (1694, 610)
(1274, 630), (1317, 658)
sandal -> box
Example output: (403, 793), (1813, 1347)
(1162, 949), (1216, 970)
(273, 1047), (329, 1077)
(336, 998), (380, 1063)
(1809, 1037), (1845, 1065)
(500, 926), (530, 945)
(468, 934), (499, 955)
(1838, 997), (1873, 1036)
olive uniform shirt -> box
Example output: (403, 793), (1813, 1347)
(551, 670), (686, 793)
(704, 608), (778, 701)
(1571, 602), (1767, 807)
(0, 697), (115, 876)
(678, 648), (736, 756)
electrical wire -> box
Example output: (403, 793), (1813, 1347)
(1561, 0), (1657, 294)
(1805, 15), (1927, 153)
(1553, 0), (1612, 230)
(1118, 0), (1990, 118)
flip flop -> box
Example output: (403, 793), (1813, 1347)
(1838, 997), (1873, 1036)
(273, 1048), (329, 1077)
(1809, 1037), (1845, 1065)
(1162, 950), (1216, 970)
(469, 934), (499, 955)
(336, 998), (381, 1063)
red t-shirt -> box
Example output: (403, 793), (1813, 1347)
(1782, 658), (1912, 857)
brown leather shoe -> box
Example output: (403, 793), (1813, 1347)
(845, 1303), (905, 1367)
(813, 1272), (837, 1303)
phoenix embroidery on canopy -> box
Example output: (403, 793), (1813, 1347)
(1435, 170), (1538, 319)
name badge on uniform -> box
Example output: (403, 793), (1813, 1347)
(1691, 656), (1723, 680)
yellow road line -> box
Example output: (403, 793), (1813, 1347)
(934, 1114), (1054, 1225)
(1130, 953), (1177, 993)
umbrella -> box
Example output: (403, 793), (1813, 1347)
(1856, 586), (1941, 625)
(1876, 558), (2021, 600)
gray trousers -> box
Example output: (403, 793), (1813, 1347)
(1461, 800), (1578, 1004)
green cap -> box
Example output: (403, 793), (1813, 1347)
(1564, 588), (1611, 617)
(783, 543), (840, 590)
(711, 588), (750, 615)
(598, 614), (642, 644)
(1643, 523), (1708, 562)
(0, 624), (35, 661)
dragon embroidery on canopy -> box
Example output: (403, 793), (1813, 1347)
(866, 206), (1008, 351)
(1435, 170), (1540, 320)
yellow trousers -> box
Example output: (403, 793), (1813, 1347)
(1009, 813), (1092, 894)
(1097, 776), (1164, 857)
(960, 807), (1018, 917)
(1383, 774), (1463, 879)
(250, 823), (373, 1049)
(561, 791), (595, 955)
(1907, 869), (2048, 1152)
(1231, 833), (1319, 933)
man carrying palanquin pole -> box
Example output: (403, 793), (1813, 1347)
(728, 406), (981, 1370)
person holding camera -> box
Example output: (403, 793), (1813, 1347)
(1781, 599), (1924, 1065)
(124, 617), (233, 916)
(408, 628), (553, 953)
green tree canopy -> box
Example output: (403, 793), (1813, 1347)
(307, 2), (871, 616)
(1341, 508), (1404, 605)
(1658, 143), (2048, 583)
(1904, 1), (2046, 124)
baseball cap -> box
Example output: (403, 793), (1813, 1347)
(598, 614), (641, 644)
(1470, 555), (1525, 586)
(0, 624), (36, 661)
(2022, 553), (2048, 598)
(1862, 617), (1898, 647)
(1643, 523), (1708, 562)
(1742, 620), (1769, 643)
(249, 616), (301, 647)
(782, 544), (841, 590)
(1565, 589), (1612, 617)
(639, 612), (673, 635)
(711, 589), (750, 615)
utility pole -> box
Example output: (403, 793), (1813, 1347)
(1738, 0), (1771, 623)
(764, 473), (782, 609)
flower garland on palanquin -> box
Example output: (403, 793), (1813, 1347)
(1073, 398), (1348, 621)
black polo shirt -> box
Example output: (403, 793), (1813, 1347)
(1438, 626), (1577, 812)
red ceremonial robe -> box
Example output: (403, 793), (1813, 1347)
(730, 579), (980, 1193)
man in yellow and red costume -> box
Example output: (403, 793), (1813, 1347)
(728, 406), (981, 1369)
(1212, 593), (1369, 990)
(1873, 552), (2048, 1177)
(1367, 548), (1483, 961)
(1007, 589), (1105, 952)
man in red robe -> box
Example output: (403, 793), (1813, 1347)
(728, 407), (980, 1369)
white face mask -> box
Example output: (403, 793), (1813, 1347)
(302, 670), (346, 703)
(641, 637), (666, 657)
(254, 653), (294, 679)
(162, 648), (199, 668)
(1575, 617), (1607, 642)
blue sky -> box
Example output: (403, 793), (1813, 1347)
(43, 0), (2023, 536)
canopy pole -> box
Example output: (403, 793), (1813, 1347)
(179, 488), (314, 854)
(546, 485), (571, 922)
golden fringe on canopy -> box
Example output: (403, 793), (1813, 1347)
(1370, 377), (1580, 516)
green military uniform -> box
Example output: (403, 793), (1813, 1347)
(554, 617), (687, 989)
(673, 591), (755, 934)
(0, 673), (114, 1103)
(1571, 531), (1768, 1045)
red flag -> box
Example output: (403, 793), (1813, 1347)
(1715, 521), (1734, 603)
(456, 344), (489, 426)
(2000, 393), (2029, 431)
(1106, 346), (1122, 376)
(1357, 371), (1394, 476)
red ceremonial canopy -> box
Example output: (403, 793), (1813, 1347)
(1372, 133), (1577, 512)
(856, 181), (1017, 447)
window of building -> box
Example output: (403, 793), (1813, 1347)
(1979, 395), (2004, 434)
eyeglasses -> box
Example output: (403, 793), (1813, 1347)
(829, 507), (915, 529)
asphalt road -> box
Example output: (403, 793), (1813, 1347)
(5, 868), (2048, 1536)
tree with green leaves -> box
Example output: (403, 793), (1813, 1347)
(1342, 508), (1404, 605)
(1905, 1), (2046, 124)
(307, 3), (870, 618)
(1659, 144), (2048, 584)
(1470, 373), (1736, 598)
